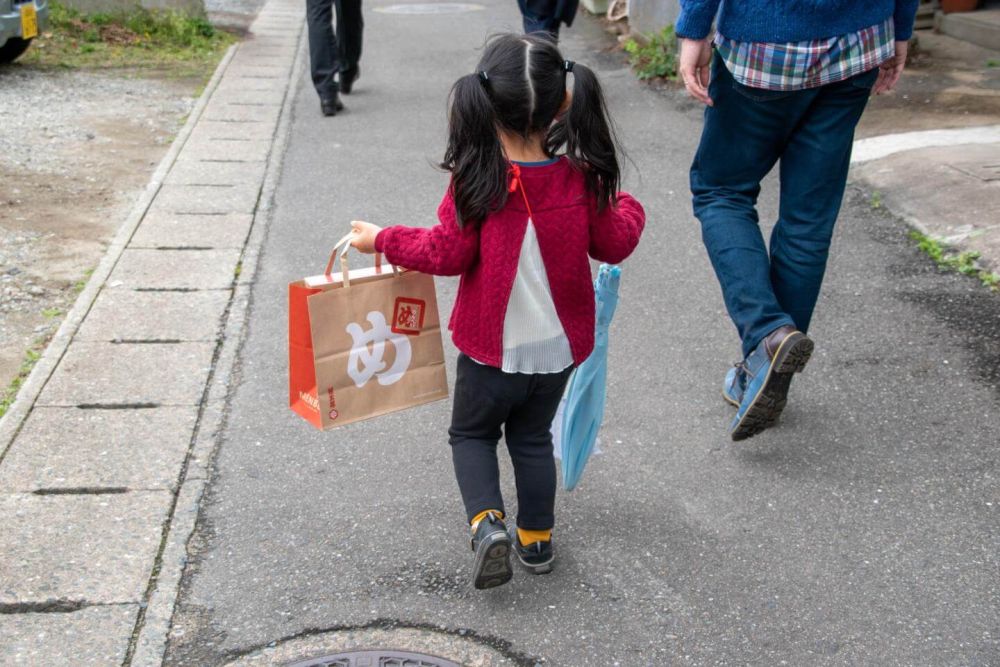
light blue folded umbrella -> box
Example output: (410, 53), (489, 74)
(558, 263), (621, 491)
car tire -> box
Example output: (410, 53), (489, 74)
(0, 37), (33, 64)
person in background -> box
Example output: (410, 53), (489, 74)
(676, 0), (918, 440)
(518, 0), (578, 39)
(306, 0), (363, 116)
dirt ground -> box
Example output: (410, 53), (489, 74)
(610, 23), (1000, 136)
(860, 30), (1000, 137)
(0, 66), (201, 401)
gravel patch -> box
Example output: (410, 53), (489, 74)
(0, 68), (193, 174)
(0, 66), (199, 393)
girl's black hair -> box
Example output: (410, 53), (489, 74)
(441, 33), (622, 227)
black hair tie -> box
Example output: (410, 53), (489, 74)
(563, 60), (575, 73)
(478, 70), (489, 83)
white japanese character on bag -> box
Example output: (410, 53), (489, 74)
(345, 311), (412, 388)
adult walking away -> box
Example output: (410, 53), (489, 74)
(517, 0), (578, 39)
(306, 0), (362, 116)
(677, 0), (918, 440)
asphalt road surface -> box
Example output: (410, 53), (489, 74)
(164, 2), (1000, 665)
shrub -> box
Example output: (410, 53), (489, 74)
(623, 26), (679, 80)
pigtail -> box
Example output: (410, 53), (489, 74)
(558, 62), (621, 210)
(440, 73), (508, 228)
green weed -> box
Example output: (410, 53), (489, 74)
(0, 343), (47, 420)
(910, 230), (1000, 291)
(73, 268), (93, 293)
(986, 59), (1000, 68)
(624, 26), (679, 80)
(870, 191), (883, 209)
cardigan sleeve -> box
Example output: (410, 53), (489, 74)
(894, 0), (919, 41)
(374, 189), (479, 276)
(675, 0), (722, 40)
(588, 192), (646, 265)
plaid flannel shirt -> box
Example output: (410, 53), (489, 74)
(715, 18), (895, 91)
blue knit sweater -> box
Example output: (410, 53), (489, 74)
(676, 0), (920, 43)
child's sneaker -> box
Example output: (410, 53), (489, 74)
(470, 513), (513, 590)
(512, 528), (554, 574)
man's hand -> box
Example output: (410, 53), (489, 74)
(679, 37), (714, 106)
(350, 220), (382, 254)
(874, 40), (908, 95)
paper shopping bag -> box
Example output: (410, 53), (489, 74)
(289, 239), (449, 430)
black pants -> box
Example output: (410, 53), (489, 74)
(306, 0), (363, 98)
(449, 354), (573, 531)
(517, 0), (578, 37)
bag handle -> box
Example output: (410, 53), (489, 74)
(324, 231), (399, 288)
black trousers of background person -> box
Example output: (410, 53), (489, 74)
(518, 0), (578, 36)
(306, 0), (362, 98)
(449, 354), (573, 531)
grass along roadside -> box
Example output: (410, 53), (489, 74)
(73, 268), (95, 294)
(911, 231), (1000, 292)
(0, 339), (48, 420)
(0, 271), (88, 420)
(18, 0), (237, 77)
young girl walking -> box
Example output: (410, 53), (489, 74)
(349, 33), (645, 589)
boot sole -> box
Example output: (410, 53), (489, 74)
(731, 333), (814, 442)
(472, 530), (513, 590)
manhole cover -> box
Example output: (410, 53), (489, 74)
(225, 627), (522, 666)
(286, 650), (462, 667)
(374, 3), (484, 14)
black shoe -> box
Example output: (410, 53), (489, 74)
(512, 528), (554, 574)
(340, 66), (360, 94)
(320, 92), (344, 116)
(469, 513), (512, 590)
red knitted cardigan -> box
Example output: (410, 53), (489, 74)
(374, 157), (646, 368)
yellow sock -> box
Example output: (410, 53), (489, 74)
(470, 509), (503, 533)
(517, 527), (552, 545)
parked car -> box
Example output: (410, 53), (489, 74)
(1, 0), (48, 63)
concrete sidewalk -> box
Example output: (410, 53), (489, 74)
(852, 128), (1000, 275)
(0, 0), (304, 662)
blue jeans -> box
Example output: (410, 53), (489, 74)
(691, 52), (877, 358)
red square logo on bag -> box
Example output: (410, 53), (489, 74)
(392, 297), (425, 336)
